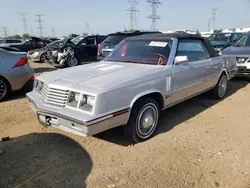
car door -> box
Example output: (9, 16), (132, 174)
(171, 39), (212, 103)
(78, 36), (96, 61)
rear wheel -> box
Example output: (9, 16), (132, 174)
(125, 97), (160, 143)
(0, 77), (10, 102)
(211, 73), (228, 100)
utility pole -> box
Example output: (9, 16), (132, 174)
(35, 14), (44, 37)
(208, 18), (211, 32)
(19, 12), (28, 34)
(126, 0), (139, 31)
(30, 28), (34, 35)
(52, 27), (56, 37)
(2, 26), (8, 38)
(212, 8), (217, 31)
(146, 0), (162, 31)
(86, 22), (90, 34)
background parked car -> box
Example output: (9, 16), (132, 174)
(208, 32), (243, 54)
(28, 39), (62, 62)
(97, 30), (162, 60)
(0, 37), (47, 52)
(222, 32), (250, 76)
(0, 47), (34, 101)
(46, 35), (107, 68)
(0, 39), (23, 44)
(71, 35), (107, 62)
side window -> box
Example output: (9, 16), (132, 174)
(97, 36), (106, 44)
(176, 39), (210, 62)
(85, 37), (95, 45)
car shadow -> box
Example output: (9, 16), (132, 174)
(0, 133), (92, 188)
(34, 67), (57, 74)
(95, 79), (248, 146)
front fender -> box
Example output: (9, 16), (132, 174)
(130, 90), (164, 109)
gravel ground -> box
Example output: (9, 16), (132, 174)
(0, 62), (249, 188)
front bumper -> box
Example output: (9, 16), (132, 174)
(236, 64), (250, 76)
(26, 92), (130, 137)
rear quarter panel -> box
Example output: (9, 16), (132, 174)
(0, 50), (34, 91)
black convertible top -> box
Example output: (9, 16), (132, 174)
(126, 33), (219, 57)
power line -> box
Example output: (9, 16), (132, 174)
(126, 0), (139, 30)
(35, 14), (44, 37)
(146, 0), (162, 31)
(1, 26), (8, 37)
(212, 8), (217, 31)
(19, 12), (28, 34)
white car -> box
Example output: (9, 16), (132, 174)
(27, 33), (237, 142)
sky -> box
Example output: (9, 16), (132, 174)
(1, 0), (250, 37)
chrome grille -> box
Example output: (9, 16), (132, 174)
(41, 84), (69, 107)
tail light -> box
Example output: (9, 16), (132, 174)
(13, 57), (28, 68)
(97, 44), (101, 56)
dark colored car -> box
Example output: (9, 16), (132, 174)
(0, 39), (23, 44)
(97, 30), (162, 60)
(222, 32), (250, 76)
(208, 32), (243, 53)
(0, 37), (47, 52)
(71, 35), (107, 62)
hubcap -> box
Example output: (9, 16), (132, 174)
(218, 76), (227, 97)
(136, 104), (158, 139)
(68, 57), (77, 67)
(0, 80), (7, 100)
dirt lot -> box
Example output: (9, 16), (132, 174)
(0, 62), (250, 188)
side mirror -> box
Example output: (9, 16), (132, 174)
(81, 42), (86, 46)
(174, 56), (189, 65)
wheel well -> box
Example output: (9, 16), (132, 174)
(221, 70), (228, 78)
(133, 92), (164, 110)
(0, 75), (12, 91)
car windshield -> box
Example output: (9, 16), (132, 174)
(209, 33), (232, 42)
(233, 34), (250, 47)
(105, 39), (172, 65)
(100, 35), (128, 49)
(71, 36), (85, 45)
(0, 40), (5, 44)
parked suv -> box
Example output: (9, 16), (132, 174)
(97, 30), (162, 60)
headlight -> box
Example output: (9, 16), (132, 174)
(67, 92), (81, 107)
(34, 80), (43, 92)
(79, 95), (95, 112)
(32, 52), (39, 57)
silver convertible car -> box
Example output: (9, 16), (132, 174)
(26, 33), (237, 142)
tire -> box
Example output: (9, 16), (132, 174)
(125, 97), (160, 143)
(40, 54), (46, 62)
(0, 77), (10, 102)
(65, 57), (78, 67)
(211, 73), (228, 100)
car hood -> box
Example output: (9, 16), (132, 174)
(210, 40), (229, 47)
(38, 61), (163, 91)
(223, 46), (250, 56)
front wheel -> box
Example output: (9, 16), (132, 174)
(211, 74), (228, 100)
(125, 98), (160, 143)
(65, 57), (78, 67)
